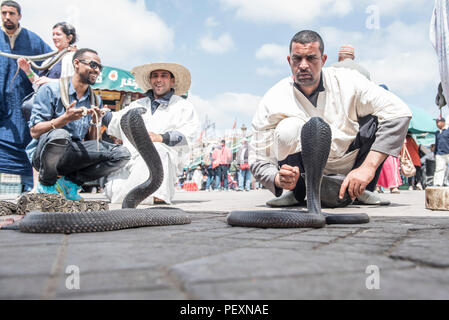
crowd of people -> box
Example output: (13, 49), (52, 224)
(0, 0), (446, 210)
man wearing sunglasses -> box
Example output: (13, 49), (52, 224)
(26, 48), (131, 201)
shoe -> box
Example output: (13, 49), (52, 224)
(36, 183), (61, 195)
(416, 183), (423, 191)
(390, 188), (400, 194)
(56, 177), (83, 201)
(153, 197), (167, 205)
(355, 190), (390, 206)
(266, 191), (301, 207)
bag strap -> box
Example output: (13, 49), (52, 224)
(402, 145), (413, 162)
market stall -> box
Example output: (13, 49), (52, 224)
(92, 66), (144, 111)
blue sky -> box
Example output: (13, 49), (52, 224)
(20, 0), (441, 137)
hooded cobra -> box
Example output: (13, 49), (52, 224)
(3, 108), (191, 234)
(227, 117), (370, 228)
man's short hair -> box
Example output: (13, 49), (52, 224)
(290, 30), (324, 55)
(1, 0), (21, 14)
(73, 48), (98, 63)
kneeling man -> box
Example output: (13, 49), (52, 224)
(105, 63), (200, 205)
(250, 30), (412, 208)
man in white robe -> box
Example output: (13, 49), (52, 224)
(250, 30), (412, 208)
(105, 63), (200, 205)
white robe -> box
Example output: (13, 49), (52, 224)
(105, 95), (200, 204)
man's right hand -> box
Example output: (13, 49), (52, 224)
(63, 101), (85, 122)
(275, 165), (300, 190)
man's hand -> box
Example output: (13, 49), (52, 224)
(87, 107), (103, 124)
(149, 132), (163, 143)
(63, 101), (85, 122)
(339, 151), (388, 200)
(275, 165), (300, 191)
(339, 166), (375, 201)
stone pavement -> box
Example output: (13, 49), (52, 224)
(0, 189), (449, 300)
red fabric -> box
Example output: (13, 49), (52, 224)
(212, 146), (232, 165)
(377, 156), (402, 189)
(402, 136), (421, 167)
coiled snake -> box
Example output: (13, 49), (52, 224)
(227, 117), (370, 229)
(2, 108), (191, 234)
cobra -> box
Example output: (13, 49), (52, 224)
(227, 117), (370, 228)
(1, 108), (191, 234)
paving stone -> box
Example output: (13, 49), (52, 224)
(51, 267), (180, 299)
(0, 275), (48, 299)
(389, 229), (449, 267)
(0, 244), (60, 277)
(170, 248), (414, 285)
(60, 288), (186, 300)
(184, 267), (449, 300)
(0, 231), (64, 248)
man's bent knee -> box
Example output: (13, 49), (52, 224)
(274, 117), (303, 161)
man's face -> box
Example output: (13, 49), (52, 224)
(150, 70), (175, 98)
(437, 120), (446, 130)
(1, 6), (21, 31)
(288, 41), (327, 88)
(74, 52), (102, 85)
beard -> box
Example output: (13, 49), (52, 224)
(295, 71), (318, 87)
(80, 72), (98, 85)
(3, 21), (17, 30)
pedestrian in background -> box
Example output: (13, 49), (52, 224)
(237, 139), (252, 191)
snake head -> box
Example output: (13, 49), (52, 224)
(132, 107), (147, 116)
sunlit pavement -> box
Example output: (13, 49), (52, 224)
(0, 189), (448, 299)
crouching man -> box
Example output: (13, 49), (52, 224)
(27, 48), (131, 200)
(250, 30), (412, 208)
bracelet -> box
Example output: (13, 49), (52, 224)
(50, 120), (56, 130)
(26, 72), (34, 78)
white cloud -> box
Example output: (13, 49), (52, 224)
(19, 0), (174, 69)
(319, 21), (439, 97)
(199, 33), (235, 54)
(205, 17), (219, 28)
(189, 92), (261, 137)
(255, 43), (288, 65)
(220, 0), (430, 26)
(219, 0), (353, 27)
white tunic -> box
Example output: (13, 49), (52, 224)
(105, 95), (200, 204)
(250, 67), (412, 193)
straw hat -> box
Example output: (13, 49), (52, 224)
(131, 63), (191, 96)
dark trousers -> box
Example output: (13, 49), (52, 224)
(33, 129), (131, 187)
(280, 116), (384, 203)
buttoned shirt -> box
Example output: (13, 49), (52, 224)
(26, 79), (102, 160)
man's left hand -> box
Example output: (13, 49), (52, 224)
(339, 166), (375, 201)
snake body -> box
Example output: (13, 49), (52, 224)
(2, 108), (191, 234)
(227, 117), (369, 228)
(0, 48), (68, 71)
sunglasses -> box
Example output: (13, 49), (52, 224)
(78, 59), (103, 72)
